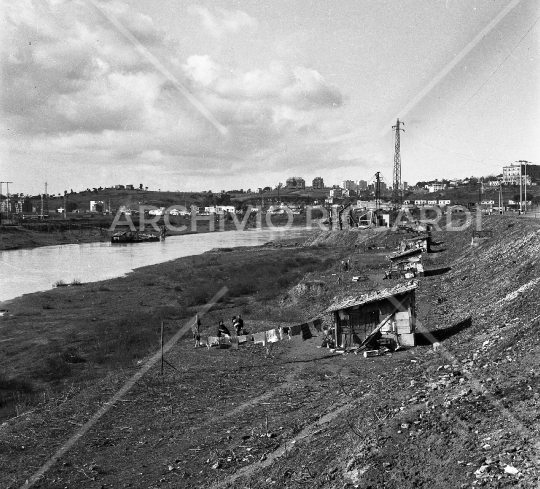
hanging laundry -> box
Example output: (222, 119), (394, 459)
(253, 331), (267, 345)
(208, 336), (220, 347)
(289, 324), (301, 336)
(237, 335), (248, 344)
(311, 318), (323, 332)
(300, 323), (312, 340)
(230, 336), (239, 350)
(278, 327), (284, 341)
(266, 329), (279, 343)
(199, 336), (209, 347)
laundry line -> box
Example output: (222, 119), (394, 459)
(199, 318), (323, 349)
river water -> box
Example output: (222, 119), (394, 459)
(0, 227), (318, 303)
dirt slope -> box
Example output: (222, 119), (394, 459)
(1, 216), (540, 488)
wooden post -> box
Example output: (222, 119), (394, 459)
(160, 320), (164, 375)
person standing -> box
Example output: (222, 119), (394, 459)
(235, 315), (244, 335)
(192, 314), (201, 348)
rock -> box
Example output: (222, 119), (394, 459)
(475, 465), (489, 476)
(504, 465), (519, 475)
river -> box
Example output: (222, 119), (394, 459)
(0, 227), (318, 303)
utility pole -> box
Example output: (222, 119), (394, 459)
(392, 119), (404, 207)
(478, 178), (483, 205)
(375, 172), (381, 223)
(44, 182), (49, 217)
(516, 160), (529, 215)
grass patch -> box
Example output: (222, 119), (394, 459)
(54, 280), (68, 287)
(70, 278), (83, 286)
(89, 312), (161, 366)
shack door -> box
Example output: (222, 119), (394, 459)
(349, 309), (379, 343)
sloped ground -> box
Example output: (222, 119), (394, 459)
(1, 216), (540, 488)
(304, 228), (390, 248)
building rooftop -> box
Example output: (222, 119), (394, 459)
(325, 280), (418, 313)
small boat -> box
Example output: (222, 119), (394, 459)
(111, 230), (160, 243)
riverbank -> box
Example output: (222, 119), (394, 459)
(0, 213), (318, 251)
(0, 225), (110, 251)
(2, 217), (540, 488)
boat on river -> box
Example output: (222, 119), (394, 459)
(111, 230), (161, 243)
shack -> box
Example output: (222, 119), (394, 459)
(399, 234), (430, 253)
(384, 256), (424, 279)
(325, 281), (418, 349)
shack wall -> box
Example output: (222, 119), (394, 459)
(333, 290), (416, 348)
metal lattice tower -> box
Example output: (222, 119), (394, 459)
(392, 118), (404, 206)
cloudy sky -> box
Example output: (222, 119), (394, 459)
(2, 0), (539, 195)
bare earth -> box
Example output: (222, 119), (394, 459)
(1, 216), (540, 488)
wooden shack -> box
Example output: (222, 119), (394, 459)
(325, 281), (418, 348)
(384, 255), (424, 279)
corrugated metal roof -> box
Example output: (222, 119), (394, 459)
(325, 280), (418, 313)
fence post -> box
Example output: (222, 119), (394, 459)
(160, 320), (164, 376)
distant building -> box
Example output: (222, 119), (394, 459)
(426, 183), (446, 192)
(357, 180), (368, 191)
(502, 163), (539, 184)
(285, 177), (306, 189)
(126, 184), (134, 190)
(1, 200), (23, 213)
(90, 200), (104, 212)
(329, 188), (343, 198)
(342, 180), (356, 191)
(312, 177), (325, 189)
(114, 185), (125, 190)
(438, 200), (451, 206)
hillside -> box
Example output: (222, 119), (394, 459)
(1, 216), (540, 488)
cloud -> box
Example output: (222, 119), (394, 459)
(1, 0), (350, 192)
(189, 6), (258, 37)
(182, 57), (343, 110)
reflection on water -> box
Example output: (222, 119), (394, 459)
(0, 228), (316, 303)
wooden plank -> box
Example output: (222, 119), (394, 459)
(356, 296), (409, 351)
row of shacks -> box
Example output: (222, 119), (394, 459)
(324, 233), (431, 350)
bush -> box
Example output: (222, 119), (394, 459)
(186, 287), (210, 306)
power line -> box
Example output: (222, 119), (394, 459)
(405, 130), (517, 164)
(427, 10), (540, 135)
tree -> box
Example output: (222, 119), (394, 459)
(139, 184), (143, 190)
